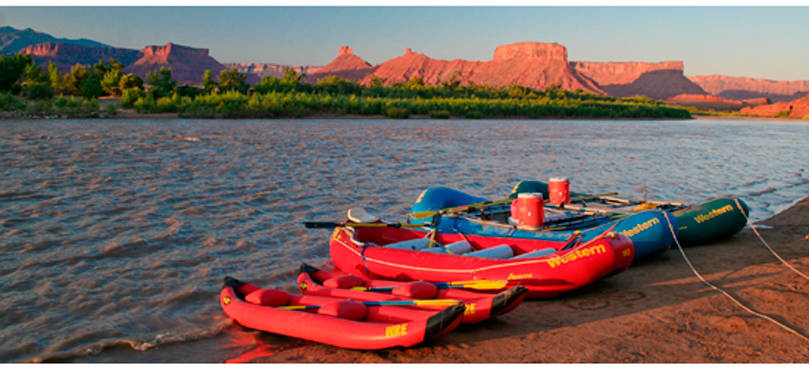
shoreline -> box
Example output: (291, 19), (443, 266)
(240, 195), (809, 362)
(1, 110), (694, 121)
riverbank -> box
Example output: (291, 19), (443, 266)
(247, 195), (809, 362)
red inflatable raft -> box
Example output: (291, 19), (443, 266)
(329, 224), (634, 299)
(297, 263), (528, 324)
(220, 276), (465, 349)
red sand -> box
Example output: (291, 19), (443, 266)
(244, 196), (809, 362)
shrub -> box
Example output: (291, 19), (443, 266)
(0, 92), (25, 111)
(465, 110), (482, 119)
(430, 110), (450, 119)
(104, 102), (118, 116)
(26, 99), (53, 115)
(776, 110), (791, 118)
(22, 82), (54, 100)
(121, 88), (143, 108)
(385, 106), (409, 119)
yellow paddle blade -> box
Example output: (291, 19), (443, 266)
(277, 305), (310, 310)
(633, 203), (658, 211)
(411, 299), (462, 306)
(446, 280), (509, 290)
(349, 286), (370, 291)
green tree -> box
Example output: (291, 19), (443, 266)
(79, 74), (103, 98)
(218, 68), (248, 93)
(203, 69), (216, 93)
(101, 69), (122, 96)
(63, 64), (88, 95)
(119, 73), (143, 91)
(47, 62), (63, 92)
(21, 64), (54, 99)
(405, 76), (425, 90)
(0, 53), (34, 92)
(282, 67), (305, 84)
(146, 67), (175, 98)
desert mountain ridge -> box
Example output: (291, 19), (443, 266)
(7, 25), (808, 108)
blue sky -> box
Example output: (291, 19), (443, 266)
(1, 6), (807, 80)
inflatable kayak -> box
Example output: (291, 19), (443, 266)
(297, 263), (529, 323)
(507, 180), (750, 246)
(220, 276), (465, 349)
(328, 223), (634, 299)
(409, 186), (676, 260)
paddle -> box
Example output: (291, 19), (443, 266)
(410, 192), (621, 220)
(305, 208), (442, 230)
(304, 221), (429, 229)
(350, 279), (509, 292)
(278, 298), (461, 310)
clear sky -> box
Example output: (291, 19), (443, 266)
(1, 6), (808, 80)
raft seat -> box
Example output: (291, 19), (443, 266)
(510, 248), (556, 260)
(464, 244), (514, 259)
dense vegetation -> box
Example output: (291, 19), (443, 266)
(0, 53), (692, 119)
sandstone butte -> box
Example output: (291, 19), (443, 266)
(690, 75), (809, 103)
(121, 43), (226, 84)
(19, 42), (142, 73)
(739, 93), (809, 118)
(306, 46), (375, 82)
(308, 42), (709, 100)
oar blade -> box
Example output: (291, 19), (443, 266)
(448, 280), (509, 291)
(303, 221), (342, 229)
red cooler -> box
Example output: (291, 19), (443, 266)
(518, 193), (544, 228)
(549, 177), (571, 205)
(510, 199), (520, 223)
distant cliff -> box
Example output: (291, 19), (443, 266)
(299, 42), (707, 99)
(571, 61), (705, 99)
(306, 46), (376, 82)
(123, 43), (225, 83)
(356, 42), (602, 93)
(0, 25), (108, 55)
(740, 94), (809, 118)
(689, 75), (809, 103)
(19, 42), (142, 73)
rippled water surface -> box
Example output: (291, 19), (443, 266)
(2, 117), (808, 362)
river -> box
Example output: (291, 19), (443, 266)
(1, 117), (808, 362)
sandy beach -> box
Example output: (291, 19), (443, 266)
(244, 196), (809, 363)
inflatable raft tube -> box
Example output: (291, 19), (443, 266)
(329, 224), (634, 299)
(297, 263), (529, 324)
(220, 276), (465, 349)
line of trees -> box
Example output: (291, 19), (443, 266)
(0, 52), (691, 119)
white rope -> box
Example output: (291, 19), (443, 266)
(733, 198), (809, 281)
(662, 212), (809, 343)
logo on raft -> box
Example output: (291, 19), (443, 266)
(694, 205), (735, 224)
(223, 296), (232, 305)
(506, 273), (533, 280)
(299, 282), (308, 291)
(385, 324), (408, 337)
(546, 244), (607, 268)
(464, 303), (476, 315)
(620, 217), (660, 237)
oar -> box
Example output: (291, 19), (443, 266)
(410, 192), (621, 220)
(278, 298), (461, 310)
(350, 279), (508, 292)
(305, 210), (442, 230)
(303, 221), (429, 229)
(410, 197), (516, 220)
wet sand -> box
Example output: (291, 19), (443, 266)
(249, 196), (809, 362)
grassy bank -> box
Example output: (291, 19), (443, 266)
(121, 83), (692, 120)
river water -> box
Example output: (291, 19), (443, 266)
(1, 117), (808, 362)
